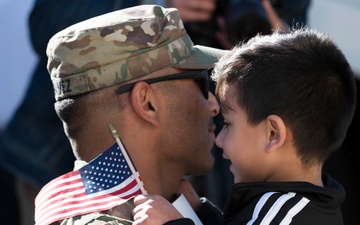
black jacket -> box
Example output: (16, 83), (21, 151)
(167, 174), (344, 225)
(223, 174), (344, 225)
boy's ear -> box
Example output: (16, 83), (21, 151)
(130, 82), (160, 126)
(265, 114), (286, 153)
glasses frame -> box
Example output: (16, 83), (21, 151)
(116, 70), (209, 99)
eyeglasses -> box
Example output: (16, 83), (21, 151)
(116, 70), (209, 99)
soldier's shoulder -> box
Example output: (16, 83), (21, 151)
(59, 212), (133, 225)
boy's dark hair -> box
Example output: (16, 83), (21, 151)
(212, 28), (357, 165)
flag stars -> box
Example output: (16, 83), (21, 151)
(80, 143), (136, 195)
(37, 142), (143, 225)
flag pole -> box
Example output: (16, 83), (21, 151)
(108, 123), (147, 194)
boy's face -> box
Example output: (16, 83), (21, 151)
(215, 84), (269, 183)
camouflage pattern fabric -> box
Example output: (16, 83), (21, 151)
(60, 212), (132, 225)
(47, 4), (226, 100)
(59, 199), (135, 225)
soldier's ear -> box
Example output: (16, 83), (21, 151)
(130, 82), (160, 126)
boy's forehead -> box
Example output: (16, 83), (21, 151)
(218, 83), (238, 113)
(217, 81), (232, 99)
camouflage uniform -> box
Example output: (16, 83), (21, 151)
(60, 213), (132, 225)
(60, 200), (134, 225)
(59, 197), (222, 225)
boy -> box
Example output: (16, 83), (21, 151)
(132, 28), (357, 225)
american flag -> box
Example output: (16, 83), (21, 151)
(34, 142), (144, 225)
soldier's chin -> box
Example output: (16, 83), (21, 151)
(187, 158), (214, 176)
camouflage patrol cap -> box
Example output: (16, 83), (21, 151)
(47, 4), (227, 101)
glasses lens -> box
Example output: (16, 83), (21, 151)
(116, 70), (209, 99)
(195, 77), (208, 99)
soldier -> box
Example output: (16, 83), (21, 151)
(34, 4), (227, 225)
